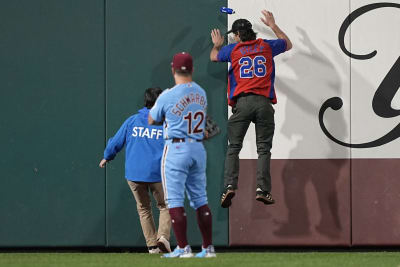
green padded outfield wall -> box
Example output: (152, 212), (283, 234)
(0, 1), (106, 246)
(0, 0), (228, 247)
(105, 0), (228, 247)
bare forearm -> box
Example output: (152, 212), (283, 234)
(210, 29), (224, 61)
(270, 24), (292, 50)
(210, 46), (221, 61)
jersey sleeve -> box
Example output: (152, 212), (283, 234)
(103, 118), (130, 160)
(264, 39), (287, 57)
(149, 92), (166, 123)
(217, 43), (236, 62)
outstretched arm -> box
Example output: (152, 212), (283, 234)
(261, 10), (292, 51)
(210, 29), (224, 61)
(100, 119), (129, 167)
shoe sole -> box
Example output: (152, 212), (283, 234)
(221, 190), (235, 208)
(161, 252), (193, 258)
(180, 253), (194, 258)
(256, 195), (275, 205)
(157, 240), (171, 253)
(196, 254), (217, 258)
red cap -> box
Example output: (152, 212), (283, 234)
(171, 52), (193, 72)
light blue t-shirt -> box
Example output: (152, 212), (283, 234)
(150, 82), (207, 140)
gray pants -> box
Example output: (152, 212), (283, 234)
(224, 94), (275, 192)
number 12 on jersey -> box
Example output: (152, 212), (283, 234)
(184, 111), (204, 134)
(239, 55), (267, 78)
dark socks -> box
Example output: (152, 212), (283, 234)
(169, 207), (188, 248)
(196, 204), (213, 248)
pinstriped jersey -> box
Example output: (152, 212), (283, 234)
(150, 82), (207, 141)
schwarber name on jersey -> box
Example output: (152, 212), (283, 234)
(150, 82), (207, 141)
(217, 38), (287, 106)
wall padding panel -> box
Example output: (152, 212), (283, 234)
(350, 0), (400, 246)
(105, 0), (228, 247)
(0, 1), (106, 246)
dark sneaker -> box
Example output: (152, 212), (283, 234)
(221, 185), (235, 208)
(255, 188), (275, 205)
(157, 236), (171, 253)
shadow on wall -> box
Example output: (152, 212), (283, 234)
(251, 26), (360, 239)
(276, 27), (345, 239)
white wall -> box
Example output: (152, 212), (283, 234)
(226, 0), (400, 159)
(350, 0), (400, 158)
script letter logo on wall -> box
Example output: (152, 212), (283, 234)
(319, 2), (400, 148)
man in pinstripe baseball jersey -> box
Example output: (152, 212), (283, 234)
(148, 52), (216, 258)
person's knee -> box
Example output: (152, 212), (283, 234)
(155, 196), (168, 210)
(256, 145), (271, 155)
(167, 198), (185, 209)
(196, 204), (211, 214)
(189, 196), (208, 210)
(157, 202), (168, 211)
(227, 143), (242, 154)
(136, 203), (152, 215)
(256, 141), (272, 154)
(136, 197), (151, 208)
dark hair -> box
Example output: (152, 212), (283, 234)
(175, 69), (192, 77)
(236, 28), (257, 42)
(144, 87), (163, 108)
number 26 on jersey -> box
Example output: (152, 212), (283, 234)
(239, 55), (267, 78)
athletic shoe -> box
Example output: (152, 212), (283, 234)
(195, 245), (216, 258)
(148, 246), (160, 254)
(255, 188), (275, 205)
(157, 236), (171, 253)
(221, 185), (235, 208)
(162, 245), (193, 258)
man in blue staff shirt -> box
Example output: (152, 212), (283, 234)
(99, 87), (171, 254)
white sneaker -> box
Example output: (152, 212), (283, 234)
(148, 247), (160, 254)
(162, 245), (193, 258)
(157, 236), (171, 253)
(195, 245), (217, 258)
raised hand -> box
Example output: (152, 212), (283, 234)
(211, 29), (224, 48)
(261, 10), (276, 28)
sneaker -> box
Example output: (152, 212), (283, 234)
(221, 185), (235, 208)
(157, 236), (171, 253)
(195, 245), (216, 258)
(255, 188), (275, 205)
(162, 245), (193, 258)
(148, 246), (160, 254)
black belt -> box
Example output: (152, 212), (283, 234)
(172, 138), (202, 143)
(234, 92), (256, 100)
